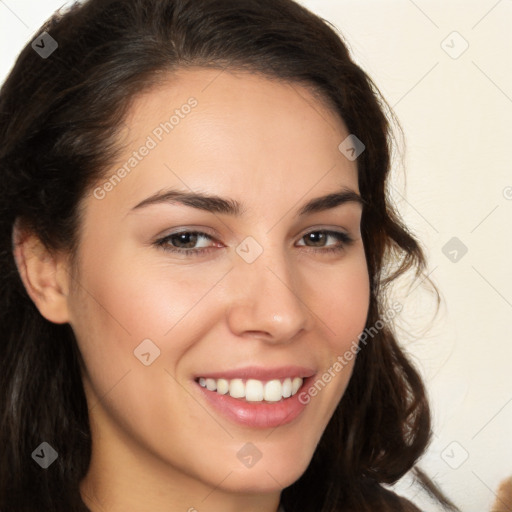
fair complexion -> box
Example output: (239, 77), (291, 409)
(15, 68), (370, 512)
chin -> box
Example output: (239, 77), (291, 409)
(218, 463), (308, 494)
(202, 443), (314, 494)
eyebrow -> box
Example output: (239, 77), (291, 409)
(130, 187), (365, 217)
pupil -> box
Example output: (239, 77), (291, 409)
(173, 232), (197, 248)
(307, 232), (325, 247)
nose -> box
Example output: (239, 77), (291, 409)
(225, 243), (314, 344)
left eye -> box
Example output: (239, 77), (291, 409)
(154, 229), (353, 256)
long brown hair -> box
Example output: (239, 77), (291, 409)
(0, 0), (458, 510)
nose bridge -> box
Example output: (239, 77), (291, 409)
(226, 235), (312, 340)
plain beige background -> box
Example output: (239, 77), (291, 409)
(1, 1), (511, 511)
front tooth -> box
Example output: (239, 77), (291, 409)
(264, 379), (283, 402)
(205, 378), (217, 391)
(282, 378), (292, 398)
(216, 378), (229, 394)
(245, 379), (264, 401)
(291, 377), (303, 395)
(229, 378), (245, 398)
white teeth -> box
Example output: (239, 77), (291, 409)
(264, 379), (283, 402)
(282, 378), (292, 398)
(216, 378), (229, 395)
(291, 377), (302, 395)
(245, 379), (264, 401)
(198, 376), (304, 402)
(205, 378), (217, 391)
(229, 378), (245, 398)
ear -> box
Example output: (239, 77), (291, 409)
(12, 220), (71, 324)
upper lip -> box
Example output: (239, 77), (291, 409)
(194, 365), (316, 381)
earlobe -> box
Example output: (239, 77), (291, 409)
(12, 221), (71, 324)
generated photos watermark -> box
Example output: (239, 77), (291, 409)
(298, 301), (403, 405)
(93, 97), (198, 200)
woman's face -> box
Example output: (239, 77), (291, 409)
(68, 68), (370, 505)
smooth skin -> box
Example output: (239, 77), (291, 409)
(14, 68), (370, 512)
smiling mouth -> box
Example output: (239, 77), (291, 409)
(196, 377), (304, 402)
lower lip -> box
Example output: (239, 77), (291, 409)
(195, 377), (313, 429)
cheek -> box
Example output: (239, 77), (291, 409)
(71, 247), (218, 344)
(66, 251), (213, 451)
(302, 248), (370, 405)
(66, 246), (233, 405)
(309, 249), (370, 347)
(66, 251), (180, 390)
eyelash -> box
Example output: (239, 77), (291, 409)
(153, 229), (354, 257)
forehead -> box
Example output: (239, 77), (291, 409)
(122, 67), (350, 155)
(88, 67), (359, 219)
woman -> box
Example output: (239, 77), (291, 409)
(0, 0), (459, 511)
